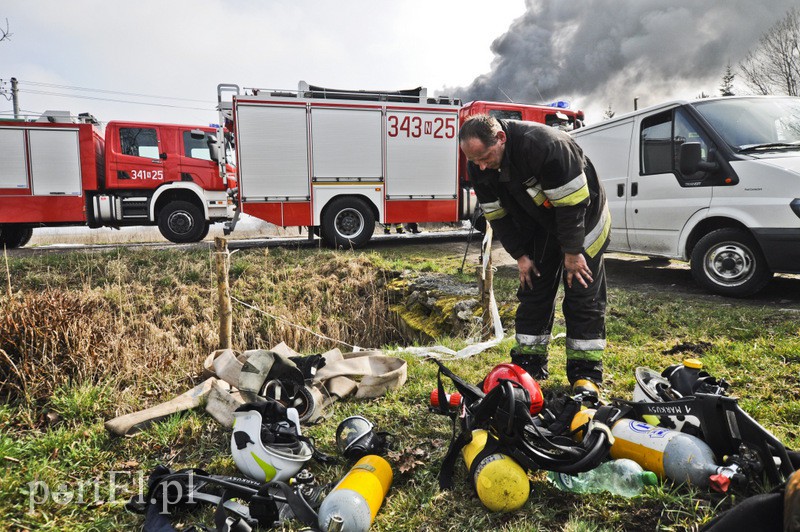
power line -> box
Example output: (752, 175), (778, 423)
(16, 79), (212, 104)
(18, 89), (214, 111)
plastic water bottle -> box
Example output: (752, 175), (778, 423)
(547, 459), (658, 497)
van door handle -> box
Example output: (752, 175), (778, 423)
(617, 184), (624, 197)
(631, 182), (638, 196)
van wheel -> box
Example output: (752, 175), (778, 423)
(321, 197), (375, 248)
(158, 201), (206, 243)
(0, 225), (33, 249)
(690, 228), (772, 297)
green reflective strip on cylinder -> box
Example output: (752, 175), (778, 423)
(566, 349), (603, 362)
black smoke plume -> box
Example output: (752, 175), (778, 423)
(447, 0), (797, 121)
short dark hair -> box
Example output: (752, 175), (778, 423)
(459, 115), (502, 146)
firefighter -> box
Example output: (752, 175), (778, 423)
(459, 115), (611, 396)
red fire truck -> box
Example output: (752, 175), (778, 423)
(215, 82), (583, 248)
(0, 111), (235, 248)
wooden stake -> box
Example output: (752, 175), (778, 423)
(3, 245), (10, 298)
(215, 237), (232, 350)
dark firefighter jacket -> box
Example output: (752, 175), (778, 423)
(468, 119), (610, 260)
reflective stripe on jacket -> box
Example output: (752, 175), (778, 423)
(470, 119), (609, 258)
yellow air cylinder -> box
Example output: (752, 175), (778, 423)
(461, 429), (530, 512)
(318, 455), (393, 532)
(572, 409), (724, 488)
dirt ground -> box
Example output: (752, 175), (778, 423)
(450, 236), (800, 309)
(17, 221), (800, 308)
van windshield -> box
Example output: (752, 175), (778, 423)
(692, 97), (800, 152)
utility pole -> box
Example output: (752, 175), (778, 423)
(11, 77), (19, 119)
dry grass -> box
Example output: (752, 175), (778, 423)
(0, 246), (403, 424)
(230, 250), (404, 352)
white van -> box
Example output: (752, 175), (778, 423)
(571, 96), (800, 297)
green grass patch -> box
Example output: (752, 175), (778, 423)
(1, 244), (798, 530)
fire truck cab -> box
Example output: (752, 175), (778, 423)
(0, 111), (234, 248)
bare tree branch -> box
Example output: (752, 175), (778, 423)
(0, 18), (11, 42)
(739, 8), (800, 96)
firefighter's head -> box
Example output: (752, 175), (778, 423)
(460, 115), (506, 171)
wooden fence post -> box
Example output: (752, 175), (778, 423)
(215, 237), (232, 350)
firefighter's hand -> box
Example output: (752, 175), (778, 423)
(517, 255), (540, 290)
(564, 252), (592, 289)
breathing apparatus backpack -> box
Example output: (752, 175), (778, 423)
(625, 363), (797, 488)
(430, 359), (623, 490)
(126, 465), (325, 532)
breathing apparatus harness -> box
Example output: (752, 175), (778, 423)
(625, 364), (797, 487)
(430, 359), (622, 489)
(126, 464), (327, 532)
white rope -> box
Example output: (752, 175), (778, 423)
(229, 227), (505, 359)
(231, 296), (366, 351)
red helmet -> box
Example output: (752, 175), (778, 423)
(483, 363), (544, 415)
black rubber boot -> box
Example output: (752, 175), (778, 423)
(510, 352), (549, 381)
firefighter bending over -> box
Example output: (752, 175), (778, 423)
(459, 115), (611, 395)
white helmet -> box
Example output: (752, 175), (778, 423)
(231, 401), (313, 482)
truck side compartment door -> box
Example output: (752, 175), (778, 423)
(630, 109), (714, 256)
(28, 128), (83, 196)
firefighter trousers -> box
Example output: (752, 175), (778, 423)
(512, 232), (607, 385)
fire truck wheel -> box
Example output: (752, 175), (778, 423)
(0, 225), (33, 249)
(198, 222), (211, 241)
(158, 201), (206, 243)
(321, 197), (375, 248)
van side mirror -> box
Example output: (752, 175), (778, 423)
(679, 142), (719, 178)
(190, 129), (206, 140)
(679, 142), (702, 175)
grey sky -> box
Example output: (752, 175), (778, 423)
(1, 1), (525, 125)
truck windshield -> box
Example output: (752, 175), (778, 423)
(692, 97), (800, 152)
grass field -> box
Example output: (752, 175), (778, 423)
(1, 243), (799, 531)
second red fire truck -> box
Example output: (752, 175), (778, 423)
(215, 81), (583, 247)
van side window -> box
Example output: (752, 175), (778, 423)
(640, 112), (672, 174)
(183, 131), (212, 161)
(119, 128), (159, 159)
(640, 109), (714, 177)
